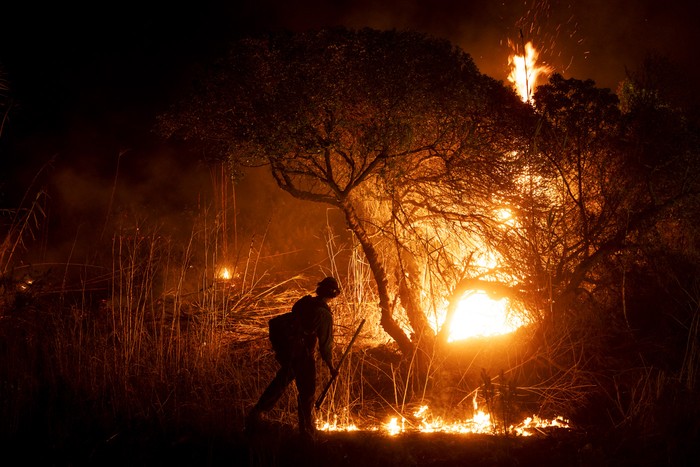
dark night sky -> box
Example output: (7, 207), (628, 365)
(0, 0), (698, 259)
(2, 1), (698, 161)
(3, 1), (699, 125)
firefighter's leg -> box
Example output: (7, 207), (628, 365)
(294, 355), (317, 437)
(254, 360), (295, 412)
(246, 358), (295, 434)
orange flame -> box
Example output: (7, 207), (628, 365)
(318, 395), (570, 436)
(508, 41), (552, 103)
(216, 267), (232, 280)
(448, 292), (526, 342)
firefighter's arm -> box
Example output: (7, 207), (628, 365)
(318, 310), (336, 374)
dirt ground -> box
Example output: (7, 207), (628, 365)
(8, 417), (696, 466)
(243, 430), (589, 467)
(27, 422), (638, 467)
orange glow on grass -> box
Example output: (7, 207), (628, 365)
(508, 41), (552, 103)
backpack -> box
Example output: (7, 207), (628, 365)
(267, 295), (319, 356)
(268, 311), (302, 356)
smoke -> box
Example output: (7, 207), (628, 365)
(39, 134), (341, 282)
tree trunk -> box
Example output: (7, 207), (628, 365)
(396, 248), (434, 345)
(396, 249), (435, 390)
(340, 199), (414, 357)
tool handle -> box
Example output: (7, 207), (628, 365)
(315, 318), (366, 409)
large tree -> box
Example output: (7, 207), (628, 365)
(525, 74), (699, 324)
(487, 73), (700, 416)
(157, 28), (529, 361)
(158, 28), (700, 420)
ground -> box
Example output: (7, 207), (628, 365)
(8, 416), (698, 466)
(13, 421), (595, 467)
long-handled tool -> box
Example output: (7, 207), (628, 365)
(315, 318), (366, 409)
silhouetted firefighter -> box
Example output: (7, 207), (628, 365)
(245, 277), (340, 440)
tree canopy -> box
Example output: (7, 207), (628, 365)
(159, 28), (523, 203)
(158, 27), (531, 359)
(159, 29), (700, 411)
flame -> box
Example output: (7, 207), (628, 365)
(318, 397), (570, 436)
(507, 41), (552, 103)
(448, 292), (526, 342)
(216, 267), (232, 280)
(385, 417), (404, 436)
(408, 402), (493, 435)
(316, 410), (360, 432)
(443, 245), (528, 341)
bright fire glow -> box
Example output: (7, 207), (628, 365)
(448, 292), (526, 342)
(495, 207), (517, 228)
(318, 396), (570, 436)
(216, 267), (232, 280)
(507, 41), (552, 103)
(318, 414), (359, 432)
(405, 402), (493, 435)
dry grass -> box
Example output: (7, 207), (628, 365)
(1, 189), (699, 466)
